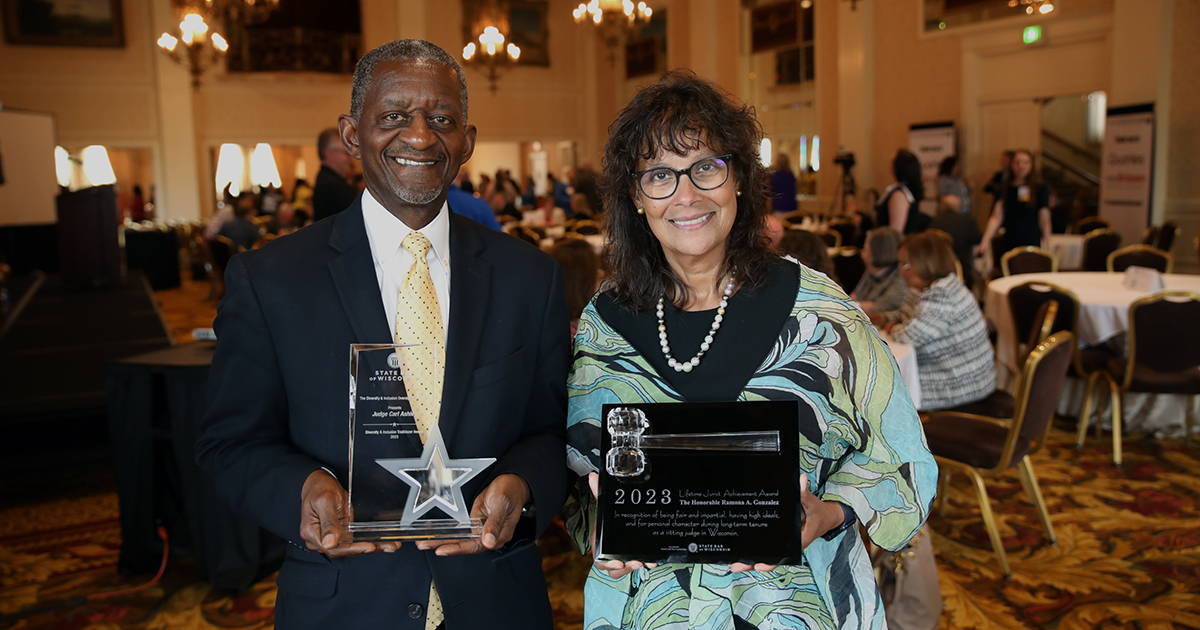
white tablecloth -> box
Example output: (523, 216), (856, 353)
(986, 272), (1200, 371)
(1046, 234), (1084, 270)
(884, 339), (922, 411)
(985, 271), (1200, 437)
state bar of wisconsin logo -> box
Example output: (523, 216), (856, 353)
(388, 352), (402, 369)
(688, 542), (698, 553)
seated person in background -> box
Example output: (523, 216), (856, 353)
(769, 153), (798, 213)
(929, 195), (982, 288)
(874, 232), (995, 411)
(536, 195), (566, 226)
(549, 238), (600, 337)
(217, 194), (262, 251)
(570, 192), (596, 219)
(275, 202), (296, 236)
(763, 213), (785, 250)
(845, 193), (874, 248)
(936, 155), (971, 216)
(549, 173), (572, 212)
(447, 178), (503, 230)
(851, 227), (909, 318)
(779, 229), (838, 284)
(489, 189), (521, 223)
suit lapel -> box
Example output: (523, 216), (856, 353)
(440, 214), (491, 449)
(327, 200), (391, 343)
(326, 201), (424, 453)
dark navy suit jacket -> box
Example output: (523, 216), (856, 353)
(197, 198), (569, 629)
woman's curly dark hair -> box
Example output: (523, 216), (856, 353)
(599, 70), (774, 311)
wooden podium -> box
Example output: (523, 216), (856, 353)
(56, 184), (121, 286)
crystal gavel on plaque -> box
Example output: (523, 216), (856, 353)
(604, 407), (781, 478)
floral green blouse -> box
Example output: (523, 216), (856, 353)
(564, 260), (937, 630)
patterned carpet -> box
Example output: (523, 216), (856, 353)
(2, 279), (1197, 629)
(2, 426), (1197, 629)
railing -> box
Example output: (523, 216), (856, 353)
(1041, 129), (1101, 164)
(1042, 149), (1100, 186)
(226, 27), (361, 74)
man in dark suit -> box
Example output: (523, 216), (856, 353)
(312, 127), (359, 221)
(196, 39), (569, 630)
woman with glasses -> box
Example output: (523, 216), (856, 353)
(563, 71), (936, 630)
(874, 232), (994, 411)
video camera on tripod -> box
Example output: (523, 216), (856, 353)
(833, 149), (856, 171)
(828, 147), (858, 215)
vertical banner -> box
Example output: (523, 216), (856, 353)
(1098, 104), (1155, 246)
(908, 122), (956, 216)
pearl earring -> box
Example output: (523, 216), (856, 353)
(736, 191), (742, 197)
(636, 207), (645, 214)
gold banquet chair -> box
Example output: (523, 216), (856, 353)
(1106, 244), (1172, 274)
(1073, 217), (1111, 235)
(1000, 246), (1057, 276)
(923, 332), (1074, 578)
(1077, 292), (1200, 460)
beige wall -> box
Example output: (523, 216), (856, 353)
(870, 1), (960, 193)
(1161, 0), (1200, 272)
(0, 0), (160, 147)
(4, 0), (1194, 262)
(0, 0), (611, 221)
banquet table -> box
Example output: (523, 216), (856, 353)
(985, 271), (1200, 435)
(884, 338), (923, 411)
(107, 343), (283, 590)
(1046, 234), (1084, 271)
(124, 227), (180, 290)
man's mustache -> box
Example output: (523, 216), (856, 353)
(385, 146), (446, 163)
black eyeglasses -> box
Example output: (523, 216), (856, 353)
(632, 154), (732, 200)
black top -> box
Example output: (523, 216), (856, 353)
(874, 184), (930, 235)
(1000, 182), (1050, 249)
(312, 165), (358, 222)
(595, 259), (799, 402)
(928, 210), (982, 285)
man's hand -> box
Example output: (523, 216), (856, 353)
(416, 473), (530, 556)
(299, 469), (399, 557)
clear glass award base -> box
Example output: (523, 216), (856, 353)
(346, 344), (495, 543)
(341, 517), (485, 542)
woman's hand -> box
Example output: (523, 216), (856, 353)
(732, 474), (848, 573)
(587, 473), (850, 578)
(588, 472), (658, 580)
(798, 473), (852, 550)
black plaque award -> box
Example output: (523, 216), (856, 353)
(595, 401), (804, 565)
(344, 344), (494, 541)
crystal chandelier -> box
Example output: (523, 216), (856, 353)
(156, 0), (279, 88)
(157, 13), (229, 88)
(462, 1), (521, 94)
(179, 0), (281, 26)
(572, 0), (652, 62)
(1009, 0), (1055, 15)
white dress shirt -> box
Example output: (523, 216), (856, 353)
(361, 189), (451, 339)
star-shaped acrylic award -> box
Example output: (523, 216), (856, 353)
(376, 425), (495, 526)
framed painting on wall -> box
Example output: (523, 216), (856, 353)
(624, 12), (665, 80)
(2, 0), (125, 47)
(750, 1), (797, 54)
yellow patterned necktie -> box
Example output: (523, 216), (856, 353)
(394, 231), (445, 630)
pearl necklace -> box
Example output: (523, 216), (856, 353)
(656, 275), (735, 373)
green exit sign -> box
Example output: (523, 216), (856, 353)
(1023, 25), (1043, 44)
